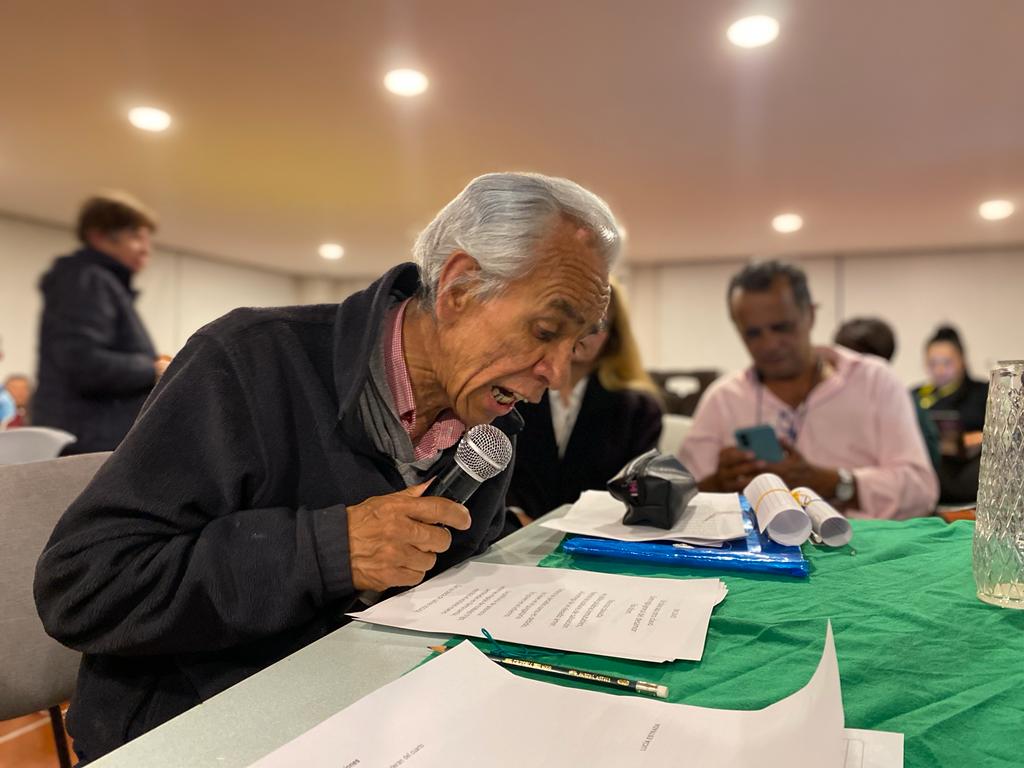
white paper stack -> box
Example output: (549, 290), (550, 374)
(541, 489), (746, 546)
(249, 622), (904, 768)
(743, 473), (813, 546)
(349, 561), (728, 663)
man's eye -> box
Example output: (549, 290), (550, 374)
(535, 328), (557, 342)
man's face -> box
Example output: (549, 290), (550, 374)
(4, 377), (30, 408)
(730, 278), (815, 381)
(90, 226), (153, 273)
(926, 342), (963, 388)
(434, 220), (610, 427)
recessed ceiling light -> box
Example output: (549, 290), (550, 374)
(727, 15), (780, 48)
(318, 243), (345, 260)
(128, 106), (172, 132)
(978, 199), (1015, 221)
(384, 68), (429, 97)
(772, 213), (803, 233)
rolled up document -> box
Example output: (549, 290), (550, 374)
(743, 473), (812, 546)
(792, 487), (853, 547)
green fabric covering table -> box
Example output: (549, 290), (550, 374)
(458, 518), (1023, 768)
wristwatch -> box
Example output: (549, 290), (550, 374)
(835, 468), (856, 503)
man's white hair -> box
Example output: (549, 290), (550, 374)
(413, 172), (621, 308)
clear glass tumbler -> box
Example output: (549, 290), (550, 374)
(973, 360), (1024, 609)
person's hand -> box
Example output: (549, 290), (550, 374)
(766, 440), (837, 498)
(347, 481), (472, 592)
(154, 355), (172, 381)
(704, 447), (765, 492)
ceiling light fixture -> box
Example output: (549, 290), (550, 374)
(384, 69), (429, 97)
(727, 16), (780, 48)
(318, 243), (345, 260)
(128, 106), (172, 132)
(772, 213), (803, 233)
(978, 199), (1015, 221)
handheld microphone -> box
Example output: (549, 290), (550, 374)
(425, 423), (513, 504)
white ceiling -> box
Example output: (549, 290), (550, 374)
(1, 0), (1022, 277)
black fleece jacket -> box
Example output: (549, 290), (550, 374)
(506, 374), (662, 520)
(33, 247), (157, 454)
(33, 263), (520, 762)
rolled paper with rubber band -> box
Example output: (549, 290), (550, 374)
(743, 473), (812, 546)
(792, 486), (853, 547)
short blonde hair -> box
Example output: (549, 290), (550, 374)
(595, 279), (660, 400)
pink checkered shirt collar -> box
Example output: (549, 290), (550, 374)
(384, 299), (465, 461)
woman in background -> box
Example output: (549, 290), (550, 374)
(505, 280), (663, 528)
(914, 326), (987, 441)
(913, 325), (988, 503)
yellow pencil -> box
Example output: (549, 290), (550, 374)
(428, 645), (668, 699)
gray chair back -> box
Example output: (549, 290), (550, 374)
(0, 427), (77, 465)
(0, 451), (110, 719)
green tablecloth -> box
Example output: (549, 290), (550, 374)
(467, 518), (1024, 768)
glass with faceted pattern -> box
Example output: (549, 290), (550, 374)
(973, 360), (1024, 609)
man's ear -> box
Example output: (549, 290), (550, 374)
(434, 251), (480, 322)
(83, 227), (105, 251)
(807, 302), (817, 330)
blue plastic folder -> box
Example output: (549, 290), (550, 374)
(558, 496), (810, 578)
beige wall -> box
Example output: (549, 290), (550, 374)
(4, 210), (1020, 391)
(0, 214), (304, 379)
(628, 249), (1024, 386)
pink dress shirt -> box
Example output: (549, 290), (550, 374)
(384, 299), (465, 461)
(678, 346), (939, 520)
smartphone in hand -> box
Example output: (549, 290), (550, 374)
(734, 425), (785, 463)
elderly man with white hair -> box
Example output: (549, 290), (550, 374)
(34, 172), (620, 762)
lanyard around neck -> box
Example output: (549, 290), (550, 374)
(755, 358), (821, 442)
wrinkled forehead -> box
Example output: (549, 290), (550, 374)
(544, 286), (611, 333)
(529, 224), (610, 328)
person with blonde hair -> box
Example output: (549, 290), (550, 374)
(506, 279), (663, 527)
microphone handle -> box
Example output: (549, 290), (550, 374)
(423, 459), (483, 505)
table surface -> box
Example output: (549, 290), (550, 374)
(90, 513), (566, 767)
(92, 512), (1024, 768)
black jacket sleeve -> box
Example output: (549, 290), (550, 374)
(43, 267), (156, 396)
(34, 334), (353, 657)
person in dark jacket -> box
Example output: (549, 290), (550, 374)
(34, 172), (621, 763)
(913, 325), (989, 502)
(33, 192), (170, 454)
(506, 279), (662, 526)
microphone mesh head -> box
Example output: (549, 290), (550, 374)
(455, 424), (513, 482)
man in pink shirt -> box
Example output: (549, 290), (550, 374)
(678, 261), (938, 519)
